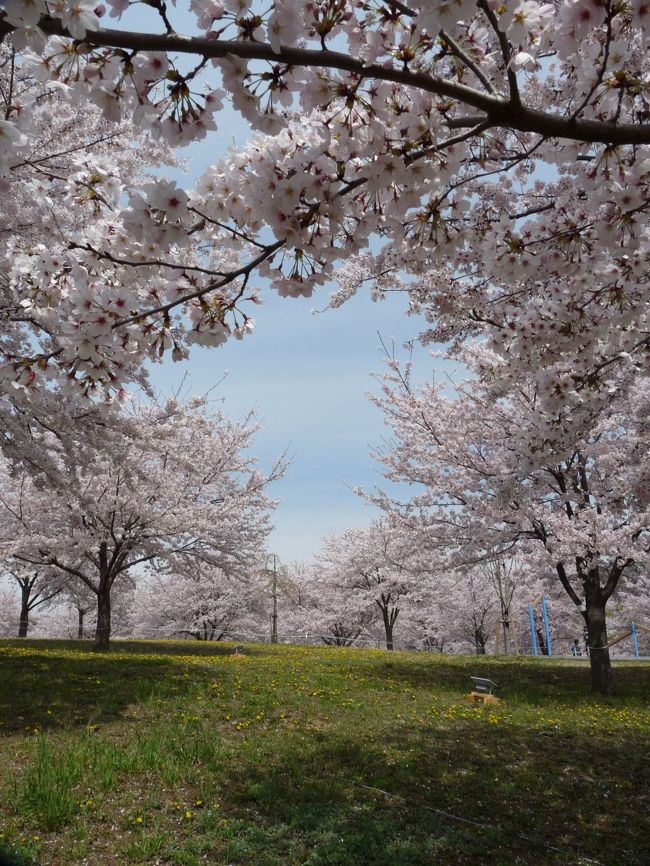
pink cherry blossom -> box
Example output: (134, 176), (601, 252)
(0, 0), (648, 505)
(0, 397), (285, 648)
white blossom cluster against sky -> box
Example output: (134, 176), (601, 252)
(144, 114), (443, 561)
(128, 5), (451, 563)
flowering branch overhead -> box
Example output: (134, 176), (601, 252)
(0, 0), (649, 458)
(23, 15), (650, 146)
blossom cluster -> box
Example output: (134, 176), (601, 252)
(0, 0), (649, 457)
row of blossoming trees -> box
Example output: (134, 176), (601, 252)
(0, 397), (284, 649)
(1, 0), (650, 692)
(262, 342), (650, 687)
(4, 358), (648, 692)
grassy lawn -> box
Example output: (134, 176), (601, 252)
(0, 640), (648, 866)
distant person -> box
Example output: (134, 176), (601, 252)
(571, 638), (582, 657)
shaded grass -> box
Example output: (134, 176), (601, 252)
(0, 638), (238, 733)
(0, 639), (648, 866)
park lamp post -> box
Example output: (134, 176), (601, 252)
(262, 553), (280, 644)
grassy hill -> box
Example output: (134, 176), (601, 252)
(0, 639), (648, 866)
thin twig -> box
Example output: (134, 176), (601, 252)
(440, 29), (495, 94)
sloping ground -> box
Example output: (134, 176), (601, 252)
(0, 639), (648, 866)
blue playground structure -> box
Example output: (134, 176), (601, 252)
(528, 595), (552, 656)
(526, 594), (648, 658)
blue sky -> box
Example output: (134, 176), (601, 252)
(148, 286), (434, 563)
(122, 3), (450, 563)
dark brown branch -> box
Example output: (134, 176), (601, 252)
(555, 560), (582, 607)
(31, 17), (650, 145)
(72, 242), (227, 277)
(188, 206), (269, 249)
(10, 132), (123, 171)
(602, 558), (631, 602)
(439, 29), (495, 95)
(112, 238), (283, 328)
(571, 0), (614, 121)
(477, 0), (520, 106)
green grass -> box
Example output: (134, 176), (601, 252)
(0, 639), (648, 866)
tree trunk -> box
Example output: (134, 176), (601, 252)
(474, 628), (486, 655)
(501, 619), (510, 655)
(94, 585), (111, 651)
(584, 586), (612, 695)
(381, 607), (394, 650)
(18, 584), (30, 638)
(77, 608), (85, 640)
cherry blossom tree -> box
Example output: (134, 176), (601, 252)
(0, 472), (67, 635)
(0, 583), (19, 637)
(487, 559), (517, 654)
(303, 523), (509, 652)
(4, 563), (64, 637)
(60, 577), (99, 639)
(22, 573), (135, 638)
(285, 561), (376, 646)
(369, 349), (650, 693)
(0, 1), (648, 458)
(395, 592), (448, 652)
(0, 397), (283, 649)
(0, 39), (178, 488)
(133, 560), (265, 641)
(451, 572), (495, 654)
(315, 519), (419, 650)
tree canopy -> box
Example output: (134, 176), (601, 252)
(0, 0), (648, 457)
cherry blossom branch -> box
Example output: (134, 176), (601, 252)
(584, 337), (650, 382)
(113, 174), (368, 327)
(508, 202), (555, 220)
(71, 242), (227, 277)
(2, 47), (15, 121)
(147, 0), (174, 35)
(30, 17), (650, 145)
(440, 136), (547, 203)
(603, 559), (631, 601)
(407, 119), (493, 163)
(476, 0), (520, 106)
(10, 132), (124, 171)
(446, 115), (493, 129)
(380, 0), (416, 18)
(439, 29), (496, 95)
(571, 0), (614, 121)
(555, 561), (581, 606)
(188, 207), (270, 250)
(112, 239), (283, 329)
(20, 552), (96, 591)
